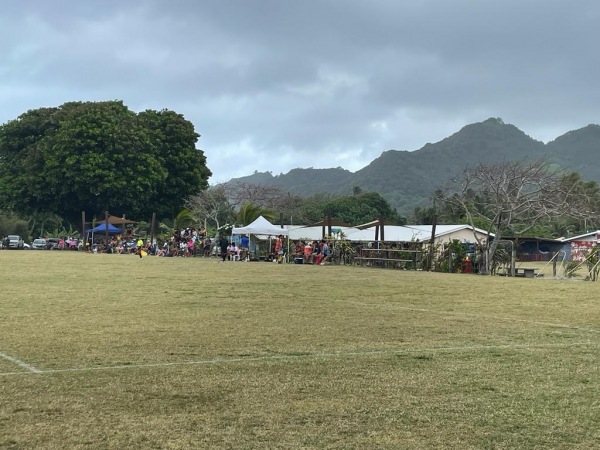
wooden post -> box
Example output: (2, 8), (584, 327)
(151, 212), (156, 247)
(104, 210), (109, 244)
(81, 211), (86, 247)
(327, 210), (332, 237)
(428, 214), (437, 271)
(510, 247), (516, 277)
(552, 252), (557, 277)
(413, 243), (418, 270)
(379, 216), (385, 242)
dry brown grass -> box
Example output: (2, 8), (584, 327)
(1, 251), (599, 449)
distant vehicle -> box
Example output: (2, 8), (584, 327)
(32, 238), (47, 250)
(46, 238), (62, 250)
(7, 235), (24, 249)
(23, 243), (31, 250)
(66, 238), (79, 250)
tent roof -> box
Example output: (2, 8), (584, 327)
(354, 219), (397, 230)
(86, 223), (122, 234)
(403, 224), (494, 239)
(285, 225), (360, 241)
(339, 224), (495, 243)
(97, 215), (137, 224)
(344, 226), (423, 242)
(232, 216), (289, 236)
(306, 219), (352, 227)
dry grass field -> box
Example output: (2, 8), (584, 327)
(1, 251), (599, 449)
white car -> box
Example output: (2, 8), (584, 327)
(6, 235), (24, 249)
(31, 238), (47, 250)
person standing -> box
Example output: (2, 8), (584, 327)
(240, 234), (250, 261)
(219, 235), (229, 262)
(203, 237), (212, 257)
(320, 240), (330, 265)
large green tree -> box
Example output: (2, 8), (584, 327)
(138, 109), (211, 218)
(301, 191), (405, 226)
(0, 101), (211, 223)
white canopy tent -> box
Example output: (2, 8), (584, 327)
(231, 216), (288, 237)
(231, 216), (289, 261)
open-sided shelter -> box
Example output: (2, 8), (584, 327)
(232, 216), (289, 259)
(232, 216), (288, 237)
(86, 223), (122, 234)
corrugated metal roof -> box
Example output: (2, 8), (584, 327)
(284, 224), (493, 243)
(561, 230), (600, 242)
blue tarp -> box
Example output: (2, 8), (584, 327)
(86, 223), (122, 234)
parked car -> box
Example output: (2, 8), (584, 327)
(7, 235), (24, 249)
(31, 238), (47, 250)
(66, 238), (79, 250)
(46, 238), (62, 250)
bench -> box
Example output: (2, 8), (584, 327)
(515, 267), (538, 278)
(354, 257), (414, 269)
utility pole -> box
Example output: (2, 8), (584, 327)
(428, 197), (437, 271)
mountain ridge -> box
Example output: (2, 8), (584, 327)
(226, 118), (600, 215)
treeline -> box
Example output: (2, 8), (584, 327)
(182, 181), (405, 233)
(0, 101), (404, 239)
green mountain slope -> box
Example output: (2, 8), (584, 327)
(546, 124), (600, 180)
(226, 118), (599, 215)
(231, 167), (353, 196)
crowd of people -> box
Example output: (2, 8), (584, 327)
(86, 227), (335, 265)
(89, 227), (212, 257)
(291, 239), (332, 265)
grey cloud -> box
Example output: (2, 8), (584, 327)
(2, 0), (600, 182)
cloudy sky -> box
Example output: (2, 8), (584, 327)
(2, 1), (600, 183)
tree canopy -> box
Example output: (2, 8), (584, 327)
(299, 191), (405, 225)
(437, 158), (600, 273)
(0, 101), (211, 223)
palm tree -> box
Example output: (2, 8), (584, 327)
(174, 208), (199, 229)
(237, 203), (276, 226)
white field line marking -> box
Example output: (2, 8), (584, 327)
(330, 299), (600, 334)
(0, 341), (594, 377)
(0, 351), (42, 373)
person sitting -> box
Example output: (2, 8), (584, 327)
(293, 241), (304, 257)
(304, 241), (312, 264)
(225, 242), (238, 260)
(292, 241), (304, 263)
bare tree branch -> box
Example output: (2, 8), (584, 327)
(184, 186), (233, 231)
(438, 158), (590, 274)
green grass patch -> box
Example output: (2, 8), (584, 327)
(1, 251), (599, 448)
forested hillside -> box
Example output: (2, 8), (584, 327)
(228, 118), (600, 215)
